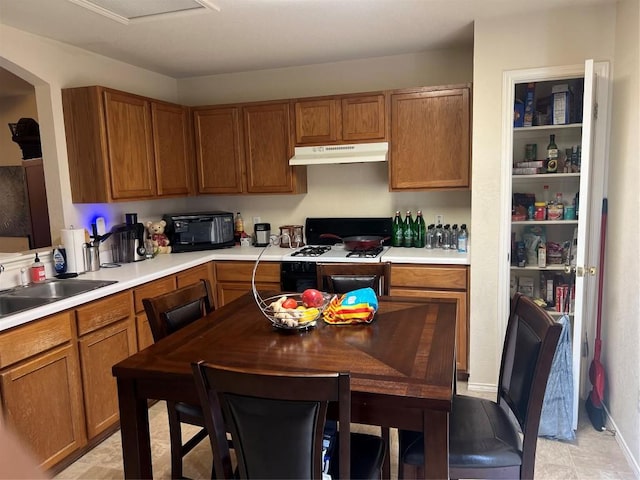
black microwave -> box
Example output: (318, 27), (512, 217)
(163, 211), (235, 252)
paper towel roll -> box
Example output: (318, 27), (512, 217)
(61, 228), (86, 274)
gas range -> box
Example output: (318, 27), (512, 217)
(280, 217), (392, 292)
(282, 244), (390, 263)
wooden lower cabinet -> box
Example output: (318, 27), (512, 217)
(0, 312), (86, 470)
(76, 292), (136, 438)
(214, 261), (280, 307)
(390, 264), (469, 375)
(176, 263), (214, 289)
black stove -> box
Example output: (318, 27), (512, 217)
(281, 217), (392, 292)
(290, 246), (332, 257)
(346, 246), (384, 258)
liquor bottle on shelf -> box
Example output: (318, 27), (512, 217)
(392, 211), (403, 247)
(403, 211), (414, 248)
(234, 212), (244, 244)
(434, 224), (443, 248)
(546, 134), (559, 173)
(414, 211), (426, 248)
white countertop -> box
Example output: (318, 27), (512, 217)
(0, 245), (469, 332)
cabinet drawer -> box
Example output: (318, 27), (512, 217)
(76, 291), (132, 336)
(391, 265), (468, 290)
(0, 312), (74, 369)
(215, 261), (280, 283)
(133, 276), (176, 313)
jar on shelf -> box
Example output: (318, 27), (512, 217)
(534, 202), (547, 221)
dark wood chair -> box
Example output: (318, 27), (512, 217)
(142, 279), (214, 479)
(192, 362), (386, 479)
(398, 292), (562, 480)
(316, 261), (392, 476)
(316, 262), (391, 296)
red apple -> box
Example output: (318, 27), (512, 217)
(302, 288), (325, 308)
(282, 298), (298, 309)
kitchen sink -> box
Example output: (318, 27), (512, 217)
(0, 296), (57, 317)
(0, 279), (117, 318)
(3, 279), (118, 299)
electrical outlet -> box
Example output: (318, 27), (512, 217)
(435, 214), (444, 225)
(252, 216), (261, 224)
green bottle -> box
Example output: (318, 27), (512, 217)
(414, 210), (426, 248)
(392, 211), (403, 247)
(403, 210), (414, 248)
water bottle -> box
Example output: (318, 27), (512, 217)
(425, 224), (435, 249)
(442, 224), (451, 249)
(403, 211), (414, 248)
(435, 224), (443, 248)
(451, 224), (458, 252)
(457, 224), (468, 253)
(392, 211), (403, 247)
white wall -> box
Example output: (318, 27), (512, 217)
(0, 24), (179, 244)
(606, 0), (640, 469)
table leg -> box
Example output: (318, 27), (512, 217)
(117, 378), (152, 479)
(423, 409), (449, 479)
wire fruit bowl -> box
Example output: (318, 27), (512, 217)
(252, 240), (333, 330)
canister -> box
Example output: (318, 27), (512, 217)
(564, 204), (576, 220)
(534, 202), (547, 221)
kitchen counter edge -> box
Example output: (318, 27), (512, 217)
(0, 246), (469, 332)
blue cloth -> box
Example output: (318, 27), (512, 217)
(539, 314), (576, 440)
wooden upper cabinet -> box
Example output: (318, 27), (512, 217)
(294, 93), (386, 146)
(390, 85), (471, 190)
(243, 101), (306, 194)
(193, 107), (245, 194)
(341, 94), (386, 142)
(151, 101), (195, 197)
(103, 90), (156, 199)
(294, 99), (339, 144)
(62, 86), (193, 203)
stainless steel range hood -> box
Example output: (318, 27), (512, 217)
(288, 142), (388, 166)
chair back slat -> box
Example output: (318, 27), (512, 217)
(142, 279), (213, 342)
(192, 362), (351, 479)
(316, 262), (391, 296)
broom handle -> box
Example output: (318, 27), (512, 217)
(595, 199), (607, 346)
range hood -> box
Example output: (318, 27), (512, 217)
(288, 142), (388, 166)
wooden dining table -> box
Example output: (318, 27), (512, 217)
(112, 292), (457, 479)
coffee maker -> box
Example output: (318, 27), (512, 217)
(110, 213), (146, 263)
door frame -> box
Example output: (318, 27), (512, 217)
(499, 61), (611, 429)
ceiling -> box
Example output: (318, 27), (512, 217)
(0, 0), (617, 80)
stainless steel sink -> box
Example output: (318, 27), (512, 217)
(0, 296), (57, 317)
(0, 279), (117, 318)
(4, 279), (118, 299)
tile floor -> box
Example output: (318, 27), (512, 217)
(55, 384), (636, 479)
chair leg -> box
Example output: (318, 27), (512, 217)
(382, 426), (391, 479)
(166, 403), (184, 479)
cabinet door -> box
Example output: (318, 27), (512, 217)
(135, 313), (154, 351)
(294, 99), (339, 145)
(78, 319), (137, 438)
(152, 102), (194, 197)
(0, 344), (86, 470)
(341, 94), (386, 142)
(193, 107), (245, 194)
(214, 261), (281, 307)
(390, 86), (470, 190)
(243, 102), (297, 193)
(103, 91), (157, 199)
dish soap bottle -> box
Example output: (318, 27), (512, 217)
(30, 252), (46, 283)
